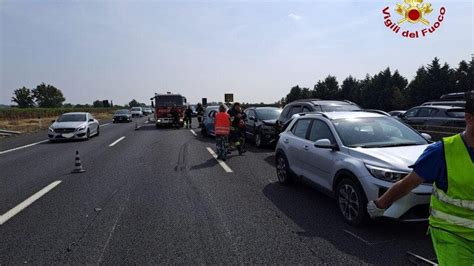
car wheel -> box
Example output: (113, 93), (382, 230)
(255, 131), (263, 148)
(96, 126), (100, 136)
(336, 178), (368, 226)
(86, 129), (90, 140)
(201, 127), (208, 137)
(276, 153), (293, 185)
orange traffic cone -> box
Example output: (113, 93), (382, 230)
(71, 150), (85, 173)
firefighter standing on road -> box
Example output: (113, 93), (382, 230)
(184, 105), (193, 128)
(170, 104), (180, 128)
(228, 102), (246, 155)
(367, 90), (474, 265)
(196, 103), (204, 128)
(214, 104), (231, 161)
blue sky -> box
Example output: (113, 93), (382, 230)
(1, 0), (472, 105)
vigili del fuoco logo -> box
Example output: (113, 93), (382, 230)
(382, 0), (446, 39)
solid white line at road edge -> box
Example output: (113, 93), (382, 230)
(100, 123), (111, 127)
(109, 136), (125, 147)
(0, 140), (49, 155)
(190, 129), (197, 136)
(0, 180), (62, 225)
(206, 147), (233, 173)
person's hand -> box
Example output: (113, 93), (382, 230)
(367, 201), (386, 218)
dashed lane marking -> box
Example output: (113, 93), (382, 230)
(206, 147), (233, 173)
(109, 136), (125, 147)
(99, 123), (111, 127)
(190, 129), (197, 136)
(0, 180), (62, 225)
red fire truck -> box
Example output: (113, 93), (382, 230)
(152, 93), (187, 128)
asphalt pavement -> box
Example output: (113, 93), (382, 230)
(0, 117), (435, 264)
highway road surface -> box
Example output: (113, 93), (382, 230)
(0, 117), (435, 264)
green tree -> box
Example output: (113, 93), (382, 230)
(286, 85), (303, 103)
(93, 100), (104, 107)
(313, 75), (340, 99)
(341, 76), (361, 104)
(129, 99), (140, 107)
(11, 87), (35, 108)
(32, 83), (65, 108)
(455, 60), (471, 92)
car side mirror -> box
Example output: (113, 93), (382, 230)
(421, 133), (432, 141)
(89, 119), (94, 122)
(314, 139), (339, 151)
(249, 116), (255, 121)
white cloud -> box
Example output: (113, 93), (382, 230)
(288, 13), (302, 21)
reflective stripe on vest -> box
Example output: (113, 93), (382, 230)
(433, 187), (474, 211)
(431, 209), (474, 229)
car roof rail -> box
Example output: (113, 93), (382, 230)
(293, 111), (329, 119)
(354, 109), (390, 116)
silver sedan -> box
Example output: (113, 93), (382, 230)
(48, 112), (100, 141)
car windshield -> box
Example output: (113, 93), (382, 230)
(256, 108), (281, 120)
(321, 105), (360, 112)
(332, 116), (428, 148)
(131, 107), (141, 111)
(156, 96), (184, 106)
(57, 114), (87, 122)
(115, 110), (129, 114)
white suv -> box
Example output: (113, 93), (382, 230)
(275, 111), (433, 226)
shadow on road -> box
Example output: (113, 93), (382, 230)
(262, 182), (435, 264)
(190, 158), (218, 170)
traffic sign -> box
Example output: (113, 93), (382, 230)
(224, 93), (233, 103)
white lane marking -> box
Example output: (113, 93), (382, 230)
(0, 140), (49, 155)
(206, 147), (233, 173)
(0, 180), (62, 225)
(190, 129), (197, 136)
(109, 136), (125, 147)
(100, 123), (111, 127)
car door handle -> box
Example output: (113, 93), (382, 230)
(304, 145), (309, 151)
(283, 139), (289, 144)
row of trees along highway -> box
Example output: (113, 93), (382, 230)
(10, 83), (148, 109)
(9, 57), (473, 111)
(284, 57), (473, 111)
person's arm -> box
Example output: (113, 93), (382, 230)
(375, 171), (424, 209)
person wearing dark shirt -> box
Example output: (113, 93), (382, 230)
(184, 105), (193, 128)
(227, 102), (246, 155)
(196, 103), (204, 128)
(368, 91), (474, 265)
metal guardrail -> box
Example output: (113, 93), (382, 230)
(0, 129), (22, 137)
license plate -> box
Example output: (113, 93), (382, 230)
(62, 133), (74, 138)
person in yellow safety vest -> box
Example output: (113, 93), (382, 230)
(214, 104), (231, 161)
(367, 90), (474, 265)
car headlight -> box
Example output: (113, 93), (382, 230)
(48, 127), (54, 133)
(365, 164), (408, 182)
(157, 119), (161, 122)
(179, 118), (183, 122)
(76, 125), (86, 131)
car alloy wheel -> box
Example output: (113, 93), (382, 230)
(276, 153), (292, 185)
(336, 178), (368, 226)
(86, 129), (90, 140)
(255, 132), (262, 148)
